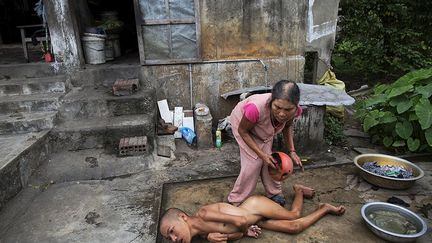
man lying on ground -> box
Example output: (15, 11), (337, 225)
(159, 184), (345, 243)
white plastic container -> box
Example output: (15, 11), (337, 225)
(106, 34), (120, 59)
(81, 33), (106, 64)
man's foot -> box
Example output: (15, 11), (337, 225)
(246, 225), (262, 238)
(293, 184), (315, 199)
(319, 203), (345, 215)
(270, 194), (286, 207)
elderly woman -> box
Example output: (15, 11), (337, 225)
(227, 80), (305, 207)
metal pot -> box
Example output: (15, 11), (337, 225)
(353, 154), (424, 189)
(361, 202), (427, 242)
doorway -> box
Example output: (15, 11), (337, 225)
(0, 0), (48, 64)
(75, 0), (139, 64)
(304, 51), (318, 84)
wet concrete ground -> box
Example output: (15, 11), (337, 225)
(0, 140), (431, 243)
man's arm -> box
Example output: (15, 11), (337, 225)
(207, 225), (262, 242)
(206, 232), (243, 242)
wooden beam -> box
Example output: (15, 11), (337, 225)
(133, 0), (146, 65)
(194, 0), (201, 60)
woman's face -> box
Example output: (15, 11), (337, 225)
(271, 98), (297, 123)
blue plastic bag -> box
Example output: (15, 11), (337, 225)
(180, 127), (196, 144)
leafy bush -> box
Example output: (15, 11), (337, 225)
(355, 68), (432, 152)
(324, 115), (346, 146)
(335, 1), (432, 80)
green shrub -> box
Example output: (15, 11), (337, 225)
(324, 115), (346, 146)
(335, 1), (432, 80)
(355, 68), (432, 152)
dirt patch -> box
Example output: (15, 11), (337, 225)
(158, 164), (414, 243)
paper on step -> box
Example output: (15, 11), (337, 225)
(157, 99), (173, 123)
(174, 107), (183, 138)
(183, 110), (194, 132)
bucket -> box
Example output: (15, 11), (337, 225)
(105, 37), (114, 61)
(81, 33), (106, 64)
(107, 34), (121, 58)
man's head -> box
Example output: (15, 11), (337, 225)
(159, 208), (192, 243)
(268, 152), (294, 181)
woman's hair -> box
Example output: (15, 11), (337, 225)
(271, 80), (300, 106)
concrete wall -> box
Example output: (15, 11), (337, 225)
(44, 0), (84, 70)
(38, 0), (336, 152)
(0, 132), (51, 211)
(43, 0), (337, 125)
(140, 56), (304, 121)
(200, 0), (307, 59)
(137, 0), (308, 120)
(306, 0), (340, 83)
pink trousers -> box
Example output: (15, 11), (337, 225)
(227, 142), (282, 204)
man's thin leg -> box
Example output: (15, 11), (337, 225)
(240, 193), (304, 220)
(239, 183), (316, 220)
(257, 203), (345, 234)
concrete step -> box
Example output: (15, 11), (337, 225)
(0, 63), (63, 80)
(29, 148), (154, 184)
(71, 64), (140, 88)
(0, 131), (51, 211)
(0, 76), (66, 96)
(58, 87), (155, 121)
(0, 93), (62, 113)
(51, 114), (155, 152)
(0, 111), (58, 135)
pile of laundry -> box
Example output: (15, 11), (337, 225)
(362, 161), (414, 179)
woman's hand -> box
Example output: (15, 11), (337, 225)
(260, 153), (277, 169)
(289, 151), (303, 171)
(207, 232), (228, 243)
(238, 115), (276, 169)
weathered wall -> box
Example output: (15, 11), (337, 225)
(138, 0), (308, 120)
(0, 132), (51, 211)
(44, 0), (84, 70)
(273, 105), (325, 153)
(306, 0), (340, 82)
(140, 56), (304, 120)
(200, 0), (307, 59)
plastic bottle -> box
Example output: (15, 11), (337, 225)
(215, 128), (222, 148)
